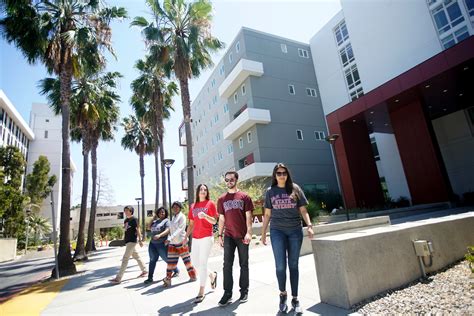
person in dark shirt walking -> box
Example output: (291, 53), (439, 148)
(109, 205), (147, 284)
(261, 163), (314, 313)
(217, 171), (254, 306)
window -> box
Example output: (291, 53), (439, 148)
(339, 43), (355, 67)
(441, 25), (470, 48)
(44, 130), (48, 139)
(234, 92), (238, 103)
(211, 78), (216, 87)
(218, 152), (223, 161)
(239, 137), (244, 149)
(281, 43), (287, 53)
(314, 131), (326, 140)
(465, 0), (474, 17)
(213, 95), (217, 104)
(298, 48), (309, 58)
(350, 87), (364, 100)
(223, 103), (229, 113)
(345, 64), (361, 90)
(431, 0), (465, 35)
(241, 84), (246, 95)
(370, 137), (380, 161)
(45, 119), (49, 122)
(214, 113), (219, 123)
(306, 88), (317, 97)
(334, 21), (349, 46)
(288, 85), (295, 95)
(247, 131), (252, 143)
(229, 52), (233, 63)
(219, 64), (225, 75)
(236, 41), (240, 53)
(227, 143), (233, 154)
(296, 129), (303, 140)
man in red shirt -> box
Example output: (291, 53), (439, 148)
(217, 171), (254, 306)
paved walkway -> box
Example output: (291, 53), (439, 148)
(1, 242), (349, 315)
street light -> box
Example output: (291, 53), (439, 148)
(163, 158), (175, 220)
(24, 208), (31, 255)
(135, 196), (141, 225)
(50, 191), (59, 279)
(325, 133), (349, 221)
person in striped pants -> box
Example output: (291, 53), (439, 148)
(163, 201), (196, 287)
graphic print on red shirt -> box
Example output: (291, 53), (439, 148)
(188, 200), (217, 239)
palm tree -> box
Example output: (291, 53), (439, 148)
(28, 213), (52, 246)
(121, 114), (154, 238)
(132, 0), (223, 202)
(0, 0), (127, 277)
(85, 73), (121, 253)
(131, 56), (177, 210)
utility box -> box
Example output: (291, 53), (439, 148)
(413, 240), (431, 256)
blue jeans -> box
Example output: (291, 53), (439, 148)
(148, 242), (178, 280)
(270, 227), (303, 297)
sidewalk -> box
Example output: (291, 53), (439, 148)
(1, 242), (349, 315)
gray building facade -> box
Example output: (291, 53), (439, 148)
(187, 28), (338, 194)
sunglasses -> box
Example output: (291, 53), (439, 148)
(224, 178), (236, 182)
(276, 171), (288, 176)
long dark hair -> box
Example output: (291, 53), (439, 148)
(271, 163), (299, 200)
(195, 183), (210, 204)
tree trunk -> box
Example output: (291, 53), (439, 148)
(139, 146), (146, 240)
(85, 139), (98, 252)
(74, 139), (89, 261)
(55, 63), (77, 277)
(178, 77), (194, 203)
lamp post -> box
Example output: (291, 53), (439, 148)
(325, 134), (349, 221)
(24, 208), (31, 255)
(163, 159), (175, 220)
(135, 197), (142, 233)
(50, 191), (59, 279)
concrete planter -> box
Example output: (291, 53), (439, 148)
(0, 238), (18, 262)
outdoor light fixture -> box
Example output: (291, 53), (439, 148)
(163, 159), (175, 219)
(325, 134), (349, 221)
(135, 197), (142, 238)
(24, 208), (31, 255)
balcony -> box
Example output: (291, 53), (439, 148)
(238, 162), (277, 182)
(223, 108), (271, 140)
(218, 59), (264, 99)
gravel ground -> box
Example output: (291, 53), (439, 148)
(352, 260), (474, 315)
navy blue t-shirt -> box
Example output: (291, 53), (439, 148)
(264, 184), (308, 231)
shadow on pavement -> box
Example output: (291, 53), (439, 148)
(307, 302), (349, 315)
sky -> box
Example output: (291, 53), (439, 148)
(0, 0), (341, 206)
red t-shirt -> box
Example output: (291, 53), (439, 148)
(217, 191), (254, 238)
(188, 200), (217, 239)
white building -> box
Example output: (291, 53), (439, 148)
(309, 0), (474, 207)
(27, 103), (76, 228)
(0, 89), (34, 157)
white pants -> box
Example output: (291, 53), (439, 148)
(190, 236), (214, 287)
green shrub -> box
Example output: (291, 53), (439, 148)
(465, 246), (474, 273)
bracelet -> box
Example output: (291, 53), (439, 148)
(218, 234), (223, 237)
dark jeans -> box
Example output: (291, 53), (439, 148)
(223, 236), (249, 295)
(148, 242), (178, 280)
(270, 227), (303, 297)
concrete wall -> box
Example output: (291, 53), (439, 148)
(0, 238), (17, 262)
(312, 212), (474, 309)
(373, 132), (411, 201)
(309, 1), (442, 114)
(433, 109), (474, 198)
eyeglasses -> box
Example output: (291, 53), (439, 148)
(224, 178), (236, 183)
(276, 171), (288, 177)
